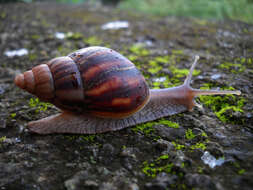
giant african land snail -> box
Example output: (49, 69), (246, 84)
(14, 47), (241, 134)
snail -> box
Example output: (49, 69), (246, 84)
(14, 46), (241, 134)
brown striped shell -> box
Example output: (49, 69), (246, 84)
(15, 47), (150, 118)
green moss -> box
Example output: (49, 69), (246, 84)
(28, 53), (38, 61)
(10, 113), (16, 118)
(29, 98), (52, 113)
(215, 106), (243, 123)
(185, 129), (196, 140)
(132, 121), (156, 136)
(154, 55), (171, 63)
(0, 136), (6, 148)
(57, 45), (73, 56)
(238, 169), (246, 175)
(152, 81), (162, 89)
(172, 49), (184, 55)
(219, 62), (246, 73)
(170, 66), (200, 78)
(142, 154), (173, 178)
(148, 60), (163, 74)
(84, 36), (103, 46)
(80, 135), (96, 142)
(219, 58), (250, 73)
(31, 34), (40, 40)
(158, 119), (180, 128)
(199, 83), (245, 123)
(201, 132), (208, 137)
(0, 136), (6, 143)
(66, 32), (83, 40)
(126, 54), (138, 62)
(158, 154), (169, 160)
(1, 12), (6, 19)
(190, 142), (206, 150)
(65, 134), (96, 142)
(172, 141), (185, 150)
(132, 119), (180, 136)
(129, 44), (150, 56)
(197, 166), (204, 173)
(193, 18), (208, 26)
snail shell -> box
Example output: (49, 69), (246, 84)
(15, 47), (150, 118)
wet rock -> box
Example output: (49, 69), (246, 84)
(120, 147), (138, 170)
(0, 115), (7, 128)
(145, 173), (178, 190)
(99, 182), (117, 190)
(64, 170), (98, 190)
(154, 125), (185, 141)
(0, 163), (24, 186)
(155, 139), (174, 153)
(0, 86), (5, 95)
(98, 143), (116, 165)
(120, 147), (137, 159)
(185, 173), (217, 190)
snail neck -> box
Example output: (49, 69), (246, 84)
(149, 84), (195, 111)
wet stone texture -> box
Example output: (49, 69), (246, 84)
(0, 2), (253, 190)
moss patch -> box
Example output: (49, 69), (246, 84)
(0, 136), (6, 148)
(219, 57), (253, 74)
(172, 141), (186, 150)
(129, 44), (150, 56)
(84, 36), (103, 46)
(199, 83), (245, 123)
(190, 142), (207, 150)
(142, 154), (174, 178)
(29, 98), (52, 113)
(65, 134), (96, 142)
(148, 60), (163, 74)
(219, 61), (246, 73)
(132, 119), (180, 136)
(185, 129), (196, 140)
(66, 32), (83, 40)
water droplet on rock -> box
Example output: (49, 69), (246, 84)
(201, 151), (225, 168)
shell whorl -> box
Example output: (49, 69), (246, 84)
(15, 64), (54, 101)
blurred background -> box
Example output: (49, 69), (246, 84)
(1, 0), (253, 24)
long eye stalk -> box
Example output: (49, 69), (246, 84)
(184, 55), (241, 97)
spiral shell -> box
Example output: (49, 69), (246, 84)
(15, 47), (150, 118)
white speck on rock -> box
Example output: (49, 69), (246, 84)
(4, 48), (28, 57)
(153, 77), (166, 82)
(101, 21), (129, 30)
(55, 32), (65, 39)
(201, 151), (225, 168)
(211, 74), (221, 80)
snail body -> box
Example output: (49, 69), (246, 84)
(15, 47), (241, 134)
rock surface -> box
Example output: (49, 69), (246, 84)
(0, 2), (253, 190)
